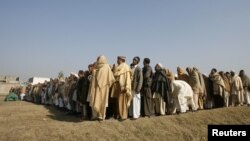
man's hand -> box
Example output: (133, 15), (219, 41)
(122, 89), (127, 93)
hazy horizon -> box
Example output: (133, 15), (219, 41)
(1, 0), (250, 81)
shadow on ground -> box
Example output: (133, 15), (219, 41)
(42, 105), (83, 123)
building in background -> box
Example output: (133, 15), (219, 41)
(28, 77), (50, 85)
(0, 75), (20, 95)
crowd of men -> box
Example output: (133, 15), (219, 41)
(15, 55), (250, 121)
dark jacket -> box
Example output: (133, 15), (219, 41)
(151, 69), (171, 104)
(142, 64), (153, 88)
(132, 66), (143, 93)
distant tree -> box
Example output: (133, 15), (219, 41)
(58, 71), (64, 79)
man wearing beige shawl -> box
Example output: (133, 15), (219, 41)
(209, 68), (225, 108)
(177, 67), (189, 83)
(193, 67), (207, 110)
(89, 55), (115, 121)
(111, 56), (132, 121)
(219, 71), (231, 107)
(230, 70), (244, 106)
(186, 67), (203, 110)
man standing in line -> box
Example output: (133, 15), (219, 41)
(209, 68), (225, 108)
(219, 71), (231, 107)
(151, 63), (171, 115)
(89, 55), (115, 121)
(111, 56), (132, 121)
(230, 70), (244, 106)
(239, 70), (250, 107)
(186, 67), (203, 110)
(129, 57), (143, 120)
(141, 58), (154, 117)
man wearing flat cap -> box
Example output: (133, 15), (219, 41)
(111, 56), (132, 120)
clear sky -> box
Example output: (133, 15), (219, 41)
(0, 0), (250, 81)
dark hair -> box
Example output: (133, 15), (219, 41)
(239, 70), (244, 76)
(212, 68), (217, 73)
(239, 70), (244, 74)
(133, 56), (140, 62)
(219, 71), (224, 75)
(78, 70), (84, 75)
(88, 64), (94, 68)
(144, 58), (150, 64)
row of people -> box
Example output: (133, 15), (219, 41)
(20, 55), (250, 121)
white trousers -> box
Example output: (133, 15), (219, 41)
(244, 90), (250, 104)
(224, 91), (229, 107)
(129, 91), (141, 118)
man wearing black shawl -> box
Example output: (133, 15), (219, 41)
(239, 70), (250, 107)
(151, 63), (171, 115)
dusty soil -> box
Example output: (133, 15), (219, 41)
(0, 96), (250, 141)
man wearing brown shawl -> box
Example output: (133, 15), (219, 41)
(219, 71), (231, 107)
(209, 68), (225, 108)
(89, 55), (115, 121)
(111, 56), (132, 120)
(186, 67), (203, 110)
(163, 68), (175, 114)
(177, 67), (189, 83)
(239, 70), (250, 106)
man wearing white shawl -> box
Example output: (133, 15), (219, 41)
(171, 80), (197, 113)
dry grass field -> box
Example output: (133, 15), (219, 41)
(0, 95), (250, 141)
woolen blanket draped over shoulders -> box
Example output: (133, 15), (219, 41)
(152, 69), (171, 105)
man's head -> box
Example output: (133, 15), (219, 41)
(143, 58), (150, 66)
(132, 56), (140, 65)
(210, 68), (217, 75)
(230, 70), (235, 77)
(239, 70), (245, 77)
(225, 72), (230, 78)
(186, 67), (192, 74)
(155, 63), (163, 71)
(117, 56), (126, 65)
(88, 64), (94, 73)
(78, 70), (84, 78)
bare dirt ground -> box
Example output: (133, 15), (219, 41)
(0, 95), (250, 141)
